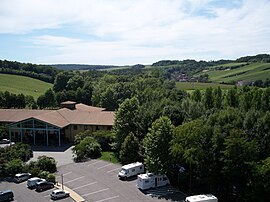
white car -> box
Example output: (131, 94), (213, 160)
(50, 189), (70, 200)
(14, 173), (31, 183)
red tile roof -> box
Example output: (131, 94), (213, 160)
(0, 104), (115, 128)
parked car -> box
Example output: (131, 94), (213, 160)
(14, 173), (32, 183)
(35, 181), (54, 192)
(0, 190), (14, 201)
(50, 189), (70, 200)
(0, 139), (10, 144)
(27, 177), (45, 189)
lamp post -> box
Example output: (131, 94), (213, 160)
(61, 174), (64, 190)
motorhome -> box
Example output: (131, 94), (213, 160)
(137, 173), (170, 190)
(185, 194), (218, 202)
(118, 162), (144, 180)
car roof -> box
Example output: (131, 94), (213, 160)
(15, 173), (30, 176)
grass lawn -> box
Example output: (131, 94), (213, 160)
(99, 151), (120, 164)
(0, 73), (53, 100)
(176, 82), (234, 90)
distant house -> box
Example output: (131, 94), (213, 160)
(236, 80), (253, 87)
(0, 101), (115, 146)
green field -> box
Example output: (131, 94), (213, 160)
(0, 74), (53, 99)
(176, 82), (234, 90)
(197, 62), (270, 83)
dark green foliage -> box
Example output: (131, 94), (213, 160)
(119, 132), (141, 164)
(36, 156), (57, 173)
(143, 116), (174, 175)
(73, 137), (101, 162)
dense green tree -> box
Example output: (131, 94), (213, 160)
(72, 137), (101, 162)
(213, 87), (223, 109)
(53, 71), (74, 92)
(225, 88), (239, 108)
(203, 87), (214, 109)
(191, 89), (202, 102)
(36, 155), (57, 173)
(143, 116), (174, 174)
(66, 75), (84, 91)
(171, 119), (209, 189)
(221, 129), (258, 199)
(119, 132), (141, 164)
(113, 97), (140, 153)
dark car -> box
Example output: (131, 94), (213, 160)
(35, 181), (54, 192)
(0, 190), (14, 201)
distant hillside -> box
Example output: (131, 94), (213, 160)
(195, 62), (270, 84)
(0, 73), (53, 99)
(0, 60), (59, 83)
(50, 64), (120, 70)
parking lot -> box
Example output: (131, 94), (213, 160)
(1, 145), (186, 202)
(0, 180), (73, 202)
(55, 159), (186, 202)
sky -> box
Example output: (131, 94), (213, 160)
(0, 0), (269, 65)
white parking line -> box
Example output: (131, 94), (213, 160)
(73, 182), (97, 190)
(87, 161), (102, 166)
(106, 167), (120, 173)
(56, 171), (72, 178)
(65, 176), (84, 184)
(94, 195), (120, 202)
(44, 194), (50, 198)
(97, 163), (112, 169)
(82, 188), (109, 196)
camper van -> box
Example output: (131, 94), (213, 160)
(185, 194), (218, 202)
(137, 173), (170, 190)
(118, 162), (144, 180)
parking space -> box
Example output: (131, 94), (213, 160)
(0, 180), (73, 202)
(56, 159), (186, 202)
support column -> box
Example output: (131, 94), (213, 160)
(20, 130), (23, 142)
(46, 123), (49, 146)
(34, 132), (36, 145)
(58, 129), (61, 146)
(9, 128), (11, 142)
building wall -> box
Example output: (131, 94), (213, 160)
(64, 124), (112, 142)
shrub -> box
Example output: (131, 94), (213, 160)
(73, 137), (101, 162)
(36, 156), (57, 173)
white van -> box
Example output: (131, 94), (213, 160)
(27, 177), (45, 189)
(14, 173), (31, 183)
(185, 194), (218, 202)
(118, 162), (144, 180)
(137, 173), (170, 190)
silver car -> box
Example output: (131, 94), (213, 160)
(50, 189), (70, 200)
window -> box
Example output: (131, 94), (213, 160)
(145, 180), (149, 183)
(73, 125), (77, 130)
(84, 125), (88, 130)
(163, 177), (167, 181)
(132, 169), (135, 172)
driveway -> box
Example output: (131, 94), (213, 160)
(29, 144), (74, 166)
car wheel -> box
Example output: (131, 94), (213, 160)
(124, 176), (127, 180)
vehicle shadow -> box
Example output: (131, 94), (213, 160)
(138, 185), (187, 202)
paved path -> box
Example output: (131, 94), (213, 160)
(29, 145), (74, 166)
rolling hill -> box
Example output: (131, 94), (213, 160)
(0, 73), (53, 99)
(196, 62), (270, 83)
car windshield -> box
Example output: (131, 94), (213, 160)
(120, 169), (127, 174)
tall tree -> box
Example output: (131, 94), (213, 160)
(143, 116), (174, 175)
(119, 132), (141, 164)
(113, 97), (140, 154)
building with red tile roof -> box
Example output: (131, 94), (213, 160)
(0, 102), (115, 146)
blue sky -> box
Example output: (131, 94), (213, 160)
(0, 0), (269, 65)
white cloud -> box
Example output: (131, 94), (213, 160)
(0, 0), (270, 64)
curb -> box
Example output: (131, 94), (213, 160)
(55, 183), (86, 202)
